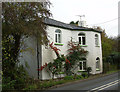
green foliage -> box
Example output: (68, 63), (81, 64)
(23, 84), (37, 90)
(2, 2), (51, 44)
(45, 55), (66, 79)
(86, 67), (92, 77)
(64, 40), (88, 75)
(103, 52), (120, 73)
(81, 72), (88, 78)
(2, 2), (51, 90)
(2, 65), (28, 90)
(101, 29), (120, 73)
(69, 20), (79, 26)
(101, 30), (115, 57)
(2, 77), (16, 89)
(75, 75), (84, 80)
(64, 76), (74, 80)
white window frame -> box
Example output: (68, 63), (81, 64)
(79, 60), (86, 71)
(78, 33), (86, 45)
(95, 34), (99, 46)
(55, 29), (61, 43)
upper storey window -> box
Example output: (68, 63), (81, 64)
(55, 29), (61, 43)
(78, 33), (86, 45)
(95, 34), (99, 46)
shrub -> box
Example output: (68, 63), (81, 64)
(65, 40), (88, 76)
(2, 77), (16, 89)
(64, 76), (74, 80)
(86, 67), (92, 77)
(75, 75), (84, 80)
(23, 84), (37, 90)
(2, 65), (28, 90)
(81, 72), (88, 78)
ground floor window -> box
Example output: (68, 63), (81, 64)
(96, 57), (100, 71)
(79, 61), (86, 71)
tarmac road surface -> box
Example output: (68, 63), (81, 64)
(44, 71), (120, 92)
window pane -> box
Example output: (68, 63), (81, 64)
(55, 29), (61, 33)
(83, 62), (86, 70)
(58, 34), (61, 43)
(95, 38), (98, 46)
(79, 37), (81, 44)
(96, 60), (100, 69)
(96, 61), (98, 68)
(55, 34), (57, 43)
(79, 62), (82, 70)
(95, 34), (98, 37)
(78, 33), (85, 36)
(82, 37), (85, 45)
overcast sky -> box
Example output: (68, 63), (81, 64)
(50, 0), (119, 37)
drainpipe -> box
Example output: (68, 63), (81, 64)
(37, 38), (39, 79)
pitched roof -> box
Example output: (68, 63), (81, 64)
(44, 18), (102, 33)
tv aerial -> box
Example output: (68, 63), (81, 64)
(76, 15), (85, 21)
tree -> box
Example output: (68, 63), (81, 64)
(69, 20), (79, 26)
(2, 2), (51, 89)
(101, 30), (115, 57)
(100, 28), (120, 73)
(2, 2), (51, 61)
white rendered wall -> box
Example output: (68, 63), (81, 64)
(18, 36), (41, 79)
(42, 25), (103, 79)
(71, 31), (102, 74)
(18, 25), (102, 80)
(42, 26), (72, 80)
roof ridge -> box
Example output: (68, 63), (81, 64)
(44, 18), (102, 33)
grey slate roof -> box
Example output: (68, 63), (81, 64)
(44, 18), (102, 33)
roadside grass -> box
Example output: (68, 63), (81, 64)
(23, 74), (88, 90)
(23, 69), (120, 90)
(23, 79), (73, 90)
(106, 69), (120, 74)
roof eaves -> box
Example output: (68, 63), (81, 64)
(44, 18), (102, 33)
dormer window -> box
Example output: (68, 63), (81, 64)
(55, 29), (61, 43)
(95, 34), (99, 46)
(78, 33), (86, 45)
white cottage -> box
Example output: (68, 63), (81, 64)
(19, 18), (103, 80)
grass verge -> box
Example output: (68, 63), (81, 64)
(22, 69), (120, 90)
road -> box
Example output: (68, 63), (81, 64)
(45, 72), (120, 91)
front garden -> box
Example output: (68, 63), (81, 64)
(23, 72), (88, 90)
(37, 40), (91, 79)
(23, 70), (120, 90)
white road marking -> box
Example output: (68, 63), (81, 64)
(89, 79), (120, 91)
(98, 81), (119, 90)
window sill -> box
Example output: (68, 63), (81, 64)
(78, 70), (86, 72)
(59, 72), (64, 74)
(80, 45), (87, 47)
(96, 68), (100, 71)
(54, 43), (64, 46)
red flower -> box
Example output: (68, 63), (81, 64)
(49, 42), (61, 57)
(37, 63), (48, 71)
(37, 69), (40, 71)
(66, 58), (70, 64)
(45, 63), (47, 66)
(50, 42), (54, 49)
(53, 65), (56, 68)
(40, 66), (43, 71)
